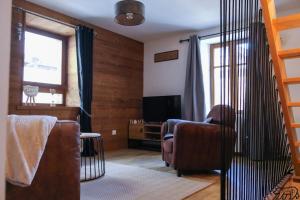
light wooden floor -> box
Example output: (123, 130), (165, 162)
(106, 149), (220, 200)
(106, 149), (300, 199)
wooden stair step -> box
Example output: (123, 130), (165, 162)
(278, 48), (300, 59)
(288, 102), (300, 107)
(295, 141), (300, 147)
(273, 13), (300, 31)
(283, 77), (300, 84)
(291, 123), (300, 128)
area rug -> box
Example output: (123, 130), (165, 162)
(81, 162), (214, 200)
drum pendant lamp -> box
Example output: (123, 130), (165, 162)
(115, 0), (145, 26)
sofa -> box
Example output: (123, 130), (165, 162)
(161, 105), (236, 177)
(6, 120), (80, 200)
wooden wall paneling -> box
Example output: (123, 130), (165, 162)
(154, 50), (179, 62)
(9, 7), (80, 121)
(26, 13), (75, 36)
(9, 8), (25, 114)
(66, 35), (80, 107)
(10, 0), (144, 151)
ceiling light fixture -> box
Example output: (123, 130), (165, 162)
(115, 0), (145, 26)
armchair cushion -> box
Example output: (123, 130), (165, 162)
(166, 119), (190, 133)
(163, 133), (174, 141)
(203, 117), (213, 123)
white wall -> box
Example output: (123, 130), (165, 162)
(0, 0), (12, 199)
(143, 32), (190, 98)
(143, 27), (219, 115)
(277, 8), (300, 138)
(143, 8), (300, 119)
(282, 29), (300, 125)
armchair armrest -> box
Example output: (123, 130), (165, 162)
(6, 120), (80, 200)
(161, 119), (190, 159)
(161, 122), (168, 138)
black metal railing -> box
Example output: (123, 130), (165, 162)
(220, 0), (292, 199)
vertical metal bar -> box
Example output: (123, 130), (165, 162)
(101, 137), (105, 175)
(220, 0), (226, 198)
(237, 0), (242, 198)
(97, 137), (100, 176)
(232, 0), (237, 198)
(220, 0), (293, 199)
(80, 139), (82, 166)
(229, 1), (233, 199)
(241, 1), (247, 199)
(84, 138), (87, 181)
(89, 138), (92, 179)
(93, 138), (96, 178)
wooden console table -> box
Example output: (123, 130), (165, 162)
(128, 121), (162, 151)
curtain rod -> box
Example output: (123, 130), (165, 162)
(179, 27), (249, 43)
(179, 32), (221, 43)
(12, 5), (77, 29)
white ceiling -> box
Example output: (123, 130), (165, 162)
(27, 0), (300, 42)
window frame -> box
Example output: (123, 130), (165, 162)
(23, 26), (68, 106)
(210, 41), (247, 111)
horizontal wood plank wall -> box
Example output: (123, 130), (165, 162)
(66, 35), (80, 107)
(10, 0), (144, 151)
(9, 7), (24, 116)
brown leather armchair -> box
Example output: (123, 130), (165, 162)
(161, 105), (236, 177)
(6, 120), (80, 200)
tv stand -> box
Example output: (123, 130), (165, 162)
(128, 121), (162, 151)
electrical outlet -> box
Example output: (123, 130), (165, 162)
(112, 130), (117, 135)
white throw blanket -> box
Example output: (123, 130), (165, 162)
(6, 115), (57, 186)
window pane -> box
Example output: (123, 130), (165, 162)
(236, 43), (248, 64)
(214, 67), (230, 105)
(22, 92), (63, 104)
(214, 47), (229, 67)
(23, 31), (63, 85)
(237, 65), (246, 110)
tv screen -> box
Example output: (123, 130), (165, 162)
(143, 95), (181, 123)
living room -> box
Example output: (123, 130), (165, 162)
(1, 0), (300, 200)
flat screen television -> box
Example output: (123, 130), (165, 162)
(143, 95), (181, 123)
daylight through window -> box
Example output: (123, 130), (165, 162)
(22, 28), (67, 105)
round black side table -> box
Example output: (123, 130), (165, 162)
(80, 133), (105, 182)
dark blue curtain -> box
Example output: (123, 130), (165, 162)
(76, 25), (94, 132)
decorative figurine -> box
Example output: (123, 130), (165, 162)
(49, 88), (56, 107)
(23, 85), (39, 106)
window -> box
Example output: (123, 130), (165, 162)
(22, 28), (67, 105)
(210, 42), (247, 111)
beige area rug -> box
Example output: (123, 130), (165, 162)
(81, 162), (214, 200)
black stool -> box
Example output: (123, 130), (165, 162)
(80, 133), (105, 182)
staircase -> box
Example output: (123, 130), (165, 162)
(261, 0), (300, 179)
